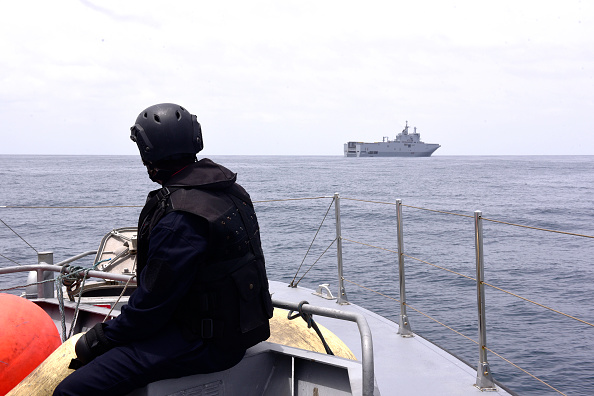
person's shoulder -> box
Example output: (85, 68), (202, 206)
(156, 211), (209, 237)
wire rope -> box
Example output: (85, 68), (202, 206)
(344, 277), (569, 396)
(0, 253), (21, 266)
(401, 204), (474, 218)
(0, 218), (38, 253)
(289, 197), (336, 287)
(482, 217), (594, 239)
(293, 238), (337, 287)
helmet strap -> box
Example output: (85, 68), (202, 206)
(144, 156), (194, 184)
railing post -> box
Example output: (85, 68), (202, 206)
(474, 211), (496, 390)
(37, 251), (54, 299)
(334, 192), (349, 304)
(396, 199), (413, 337)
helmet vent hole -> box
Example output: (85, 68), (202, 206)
(153, 114), (161, 123)
(175, 110), (181, 120)
(143, 112), (148, 119)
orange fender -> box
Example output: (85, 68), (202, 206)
(0, 293), (61, 395)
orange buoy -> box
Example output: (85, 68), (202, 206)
(0, 293), (62, 395)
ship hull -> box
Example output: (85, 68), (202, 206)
(344, 142), (440, 157)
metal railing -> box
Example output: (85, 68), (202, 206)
(473, 210), (495, 390)
(321, 194), (593, 396)
(3, 194), (593, 395)
(0, 253), (137, 298)
(395, 199), (413, 338)
(272, 298), (374, 396)
(331, 196), (497, 389)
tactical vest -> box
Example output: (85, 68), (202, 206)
(136, 182), (273, 351)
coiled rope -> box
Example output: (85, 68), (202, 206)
(56, 259), (109, 341)
(0, 257), (139, 342)
(287, 300), (334, 355)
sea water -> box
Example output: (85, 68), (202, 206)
(1, 154), (593, 395)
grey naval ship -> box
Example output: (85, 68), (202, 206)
(344, 122), (440, 157)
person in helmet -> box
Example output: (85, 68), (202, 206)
(54, 103), (273, 396)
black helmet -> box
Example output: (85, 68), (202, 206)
(130, 103), (203, 163)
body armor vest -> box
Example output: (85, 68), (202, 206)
(136, 160), (273, 350)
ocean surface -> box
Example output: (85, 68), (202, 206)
(1, 154), (593, 395)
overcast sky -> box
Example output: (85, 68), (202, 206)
(1, 0), (592, 156)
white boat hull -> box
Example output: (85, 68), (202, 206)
(344, 142), (440, 157)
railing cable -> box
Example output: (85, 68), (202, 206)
(342, 237), (477, 282)
(1, 205), (142, 209)
(483, 281), (594, 328)
(253, 196), (331, 204)
(346, 235), (594, 328)
(401, 204), (474, 218)
(341, 197), (395, 206)
(103, 274), (137, 323)
(341, 199), (594, 239)
(344, 277), (569, 396)
(343, 277), (400, 303)
(265, 196), (584, 395)
(343, 277), (478, 345)
(403, 253), (476, 282)
(0, 197), (332, 209)
(341, 237), (398, 254)
(484, 347), (568, 396)
(0, 253), (21, 266)
(289, 197), (336, 287)
(0, 218), (38, 253)
(293, 238), (337, 287)
(482, 217), (594, 239)
(403, 301), (479, 346)
(0, 277), (55, 292)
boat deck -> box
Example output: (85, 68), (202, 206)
(269, 281), (513, 395)
(18, 277), (514, 395)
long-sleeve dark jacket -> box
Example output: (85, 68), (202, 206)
(104, 158), (272, 353)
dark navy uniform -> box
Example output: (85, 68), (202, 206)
(54, 159), (272, 396)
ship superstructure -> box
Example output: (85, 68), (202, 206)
(344, 122), (440, 157)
